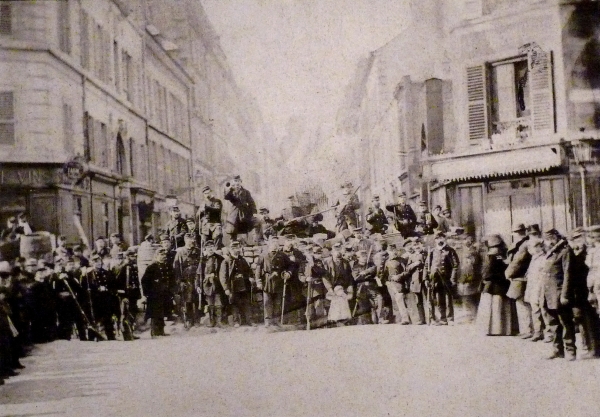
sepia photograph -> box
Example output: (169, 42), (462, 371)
(1, 0), (600, 416)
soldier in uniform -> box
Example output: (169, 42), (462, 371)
(275, 196), (307, 237)
(352, 250), (381, 324)
(304, 246), (329, 327)
(415, 202), (438, 236)
(323, 243), (354, 316)
(219, 241), (254, 327)
(173, 233), (202, 327)
(83, 254), (118, 340)
(385, 192), (417, 238)
(425, 231), (460, 325)
(197, 186), (223, 248)
(198, 240), (225, 327)
(505, 224), (533, 338)
(165, 206), (189, 250)
(224, 175), (258, 243)
(366, 195), (388, 235)
(282, 238), (307, 324)
(255, 207), (277, 242)
(334, 183), (360, 232)
(141, 248), (173, 338)
(255, 240), (293, 327)
(115, 248), (142, 340)
(383, 244), (411, 324)
(405, 239), (427, 325)
(52, 258), (86, 340)
(158, 234), (177, 320)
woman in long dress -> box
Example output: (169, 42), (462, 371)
(477, 235), (518, 336)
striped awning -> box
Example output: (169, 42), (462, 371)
(427, 145), (563, 182)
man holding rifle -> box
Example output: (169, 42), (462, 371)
(197, 186), (223, 248)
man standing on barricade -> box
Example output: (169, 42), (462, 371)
(224, 175), (258, 243)
(166, 206), (188, 250)
(219, 241), (254, 327)
(198, 240), (225, 327)
(255, 207), (276, 242)
(83, 254), (118, 340)
(425, 231), (460, 325)
(141, 248), (173, 338)
(366, 195), (388, 235)
(173, 233), (201, 328)
(415, 202), (438, 236)
(255, 239), (293, 327)
(334, 183), (360, 232)
(385, 192), (417, 238)
(197, 186), (223, 248)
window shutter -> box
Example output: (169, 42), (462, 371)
(528, 49), (554, 134)
(466, 65), (488, 141)
(0, 91), (15, 145)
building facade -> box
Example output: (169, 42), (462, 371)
(0, 0), (272, 246)
(339, 0), (600, 242)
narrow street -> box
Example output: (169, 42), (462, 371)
(1, 324), (599, 417)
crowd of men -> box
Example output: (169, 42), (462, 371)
(3, 175), (600, 385)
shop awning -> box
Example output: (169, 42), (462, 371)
(426, 145), (563, 182)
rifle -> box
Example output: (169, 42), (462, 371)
(178, 252), (188, 329)
(281, 272), (289, 325)
(63, 277), (105, 341)
(305, 279), (312, 330)
(351, 245), (373, 318)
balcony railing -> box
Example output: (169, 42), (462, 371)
(491, 117), (532, 149)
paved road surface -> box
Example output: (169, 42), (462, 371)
(1, 324), (600, 417)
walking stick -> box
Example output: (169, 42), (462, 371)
(63, 278), (106, 341)
(305, 279), (312, 330)
(281, 277), (288, 325)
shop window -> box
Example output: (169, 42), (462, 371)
(0, 91), (15, 145)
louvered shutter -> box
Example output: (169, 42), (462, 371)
(528, 49), (554, 134)
(0, 91), (14, 145)
(467, 65), (488, 141)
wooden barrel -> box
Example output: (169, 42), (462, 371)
(137, 244), (160, 279)
(20, 233), (54, 260)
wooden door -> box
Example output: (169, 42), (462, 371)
(538, 176), (568, 235)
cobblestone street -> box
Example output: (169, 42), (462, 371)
(1, 324), (600, 417)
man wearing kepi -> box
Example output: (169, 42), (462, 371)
(255, 239), (292, 327)
(385, 192), (417, 238)
(197, 186), (223, 248)
(198, 240), (225, 327)
(219, 241), (254, 327)
(542, 229), (577, 360)
(505, 223), (533, 338)
(425, 231), (460, 325)
(224, 175), (257, 243)
(141, 248), (173, 338)
(166, 206), (188, 250)
(173, 233), (202, 327)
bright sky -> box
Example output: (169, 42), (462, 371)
(201, 0), (411, 139)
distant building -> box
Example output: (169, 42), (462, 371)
(0, 0), (272, 245)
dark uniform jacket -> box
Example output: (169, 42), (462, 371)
(219, 256), (253, 294)
(115, 262), (141, 300)
(415, 212), (438, 236)
(83, 268), (118, 319)
(571, 245), (590, 306)
(141, 262), (173, 319)
(224, 186), (257, 234)
(255, 251), (293, 294)
(323, 256), (353, 292)
(166, 218), (189, 249)
(425, 244), (460, 289)
(366, 207), (388, 234)
(173, 246), (201, 301)
(542, 239), (575, 309)
(385, 203), (417, 237)
(198, 253), (224, 297)
(351, 261), (378, 287)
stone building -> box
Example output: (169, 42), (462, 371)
(0, 0), (271, 245)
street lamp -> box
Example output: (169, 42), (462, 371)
(568, 138), (597, 228)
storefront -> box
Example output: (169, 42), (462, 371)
(424, 144), (570, 244)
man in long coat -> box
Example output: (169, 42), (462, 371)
(224, 175), (257, 242)
(219, 241), (254, 327)
(425, 231), (460, 325)
(173, 233), (201, 327)
(197, 240), (225, 327)
(385, 193), (417, 238)
(505, 223), (533, 338)
(141, 248), (173, 338)
(541, 229), (577, 360)
(255, 241), (293, 327)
